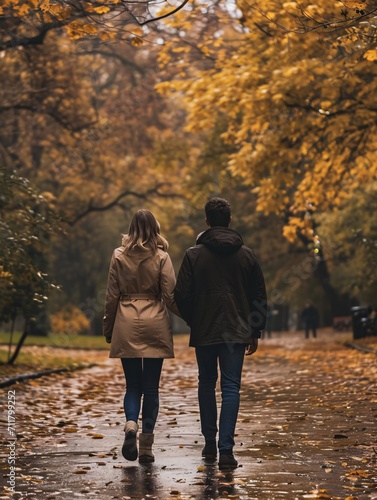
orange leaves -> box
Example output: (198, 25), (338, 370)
(283, 218), (303, 243)
(364, 49), (377, 61)
(342, 1), (366, 9)
(92, 6), (111, 14)
(131, 36), (143, 47)
(1, 1), (147, 45)
(156, 0), (377, 246)
(65, 21), (98, 39)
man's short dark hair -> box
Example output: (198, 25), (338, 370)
(205, 197), (231, 227)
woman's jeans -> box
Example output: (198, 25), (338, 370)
(121, 358), (163, 434)
(195, 343), (246, 455)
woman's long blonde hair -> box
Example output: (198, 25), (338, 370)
(122, 210), (168, 253)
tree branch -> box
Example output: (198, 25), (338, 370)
(0, 104), (97, 133)
(136, 0), (191, 26)
(67, 183), (183, 225)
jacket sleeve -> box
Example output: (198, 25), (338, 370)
(248, 256), (268, 337)
(160, 253), (181, 317)
(174, 251), (194, 325)
(103, 251), (120, 340)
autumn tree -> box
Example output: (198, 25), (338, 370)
(156, 0), (377, 317)
(316, 182), (377, 304)
(0, 0), (189, 340)
(0, 167), (61, 363)
(0, 0), (190, 51)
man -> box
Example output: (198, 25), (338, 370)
(174, 197), (267, 470)
(301, 302), (319, 338)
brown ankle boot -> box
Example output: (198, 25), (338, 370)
(122, 420), (138, 461)
(138, 433), (154, 463)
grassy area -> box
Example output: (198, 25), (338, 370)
(0, 332), (109, 378)
(0, 331), (108, 350)
(0, 348), (102, 377)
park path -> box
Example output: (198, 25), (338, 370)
(1, 331), (377, 500)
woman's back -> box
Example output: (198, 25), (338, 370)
(104, 243), (178, 359)
(113, 246), (163, 297)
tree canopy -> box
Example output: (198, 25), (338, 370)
(154, 0), (377, 314)
(158, 0), (377, 237)
(0, 0), (190, 50)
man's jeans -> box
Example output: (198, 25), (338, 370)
(121, 358), (163, 434)
(195, 343), (246, 454)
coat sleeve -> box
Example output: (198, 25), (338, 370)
(174, 251), (194, 326)
(160, 253), (181, 317)
(103, 251), (120, 340)
(248, 255), (268, 337)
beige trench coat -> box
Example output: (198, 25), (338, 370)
(103, 244), (180, 358)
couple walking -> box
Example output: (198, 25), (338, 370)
(103, 198), (267, 470)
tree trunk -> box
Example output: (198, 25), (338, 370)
(314, 259), (349, 325)
(7, 316), (16, 362)
(7, 319), (30, 365)
(297, 228), (352, 325)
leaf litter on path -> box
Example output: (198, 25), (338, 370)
(1, 332), (377, 499)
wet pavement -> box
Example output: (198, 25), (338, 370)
(1, 331), (377, 499)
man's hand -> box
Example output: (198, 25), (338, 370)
(245, 338), (258, 356)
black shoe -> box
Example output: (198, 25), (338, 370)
(218, 453), (238, 470)
(202, 440), (217, 459)
(122, 430), (138, 461)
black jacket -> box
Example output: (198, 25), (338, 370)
(174, 226), (267, 347)
(301, 305), (319, 327)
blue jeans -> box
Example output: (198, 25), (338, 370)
(195, 343), (246, 454)
(121, 358), (163, 434)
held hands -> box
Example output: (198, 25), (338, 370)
(245, 338), (258, 356)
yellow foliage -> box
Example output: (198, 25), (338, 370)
(39, 0), (50, 12)
(48, 3), (72, 20)
(93, 6), (111, 14)
(130, 26), (143, 37)
(17, 3), (30, 15)
(364, 50), (377, 61)
(82, 24), (98, 35)
(99, 31), (116, 41)
(131, 36), (143, 47)
(342, 1), (366, 8)
(50, 306), (90, 335)
(65, 21), (98, 39)
(157, 0), (377, 242)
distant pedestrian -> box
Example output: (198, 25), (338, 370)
(103, 210), (180, 463)
(301, 302), (319, 338)
(174, 197), (267, 470)
(261, 304), (274, 339)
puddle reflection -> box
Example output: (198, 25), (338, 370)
(120, 460), (240, 499)
(199, 464), (236, 499)
(121, 463), (161, 498)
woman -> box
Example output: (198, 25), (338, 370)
(103, 209), (180, 463)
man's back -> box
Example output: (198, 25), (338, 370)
(174, 226), (267, 347)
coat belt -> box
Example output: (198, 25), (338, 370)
(121, 293), (158, 301)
